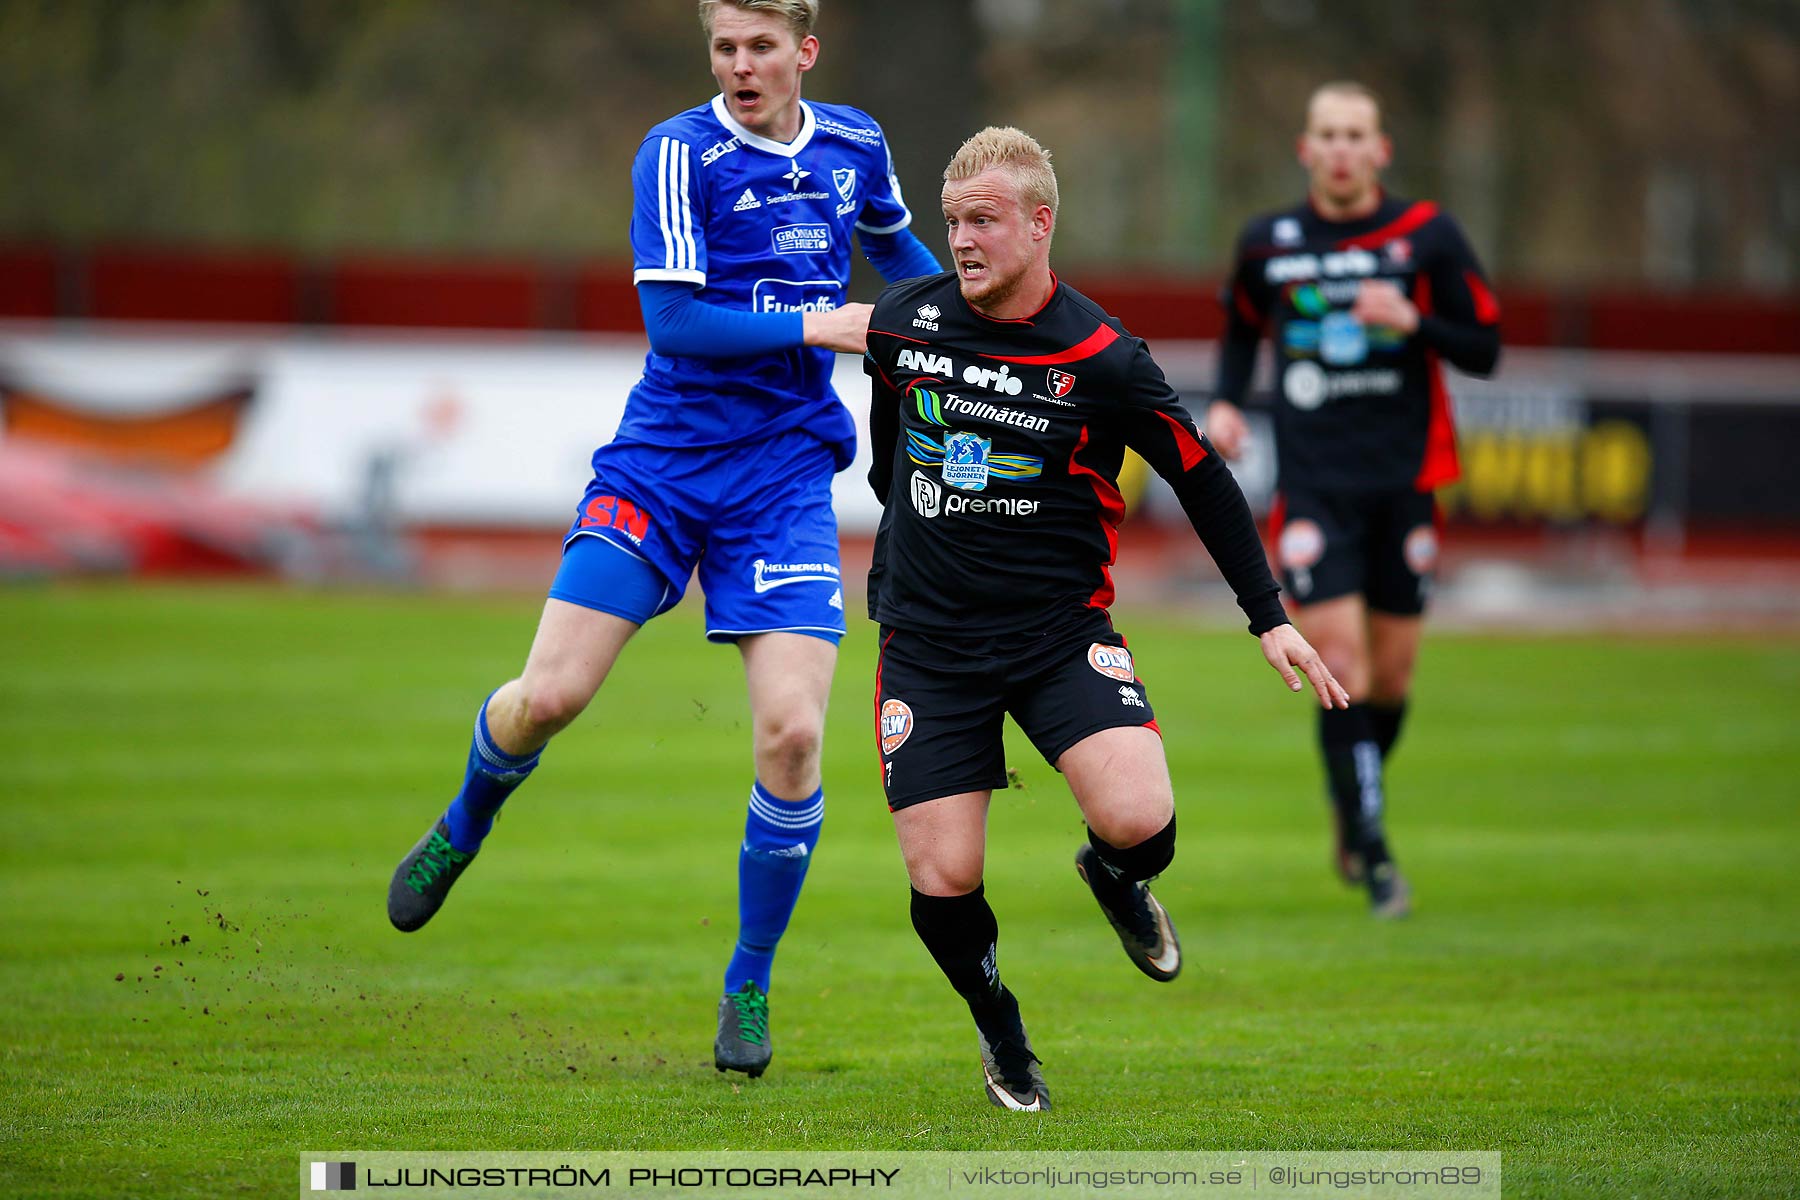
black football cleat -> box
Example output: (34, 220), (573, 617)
(714, 981), (772, 1078)
(977, 1014), (1049, 1112)
(1367, 861), (1412, 919)
(1075, 844), (1181, 982)
(387, 819), (478, 932)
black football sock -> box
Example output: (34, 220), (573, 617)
(1319, 704), (1391, 868)
(1369, 699), (1409, 761)
(1087, 812), (1176, 889)
(910, 885), (1012, 1027)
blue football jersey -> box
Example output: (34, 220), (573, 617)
(621, 95), (914, 464)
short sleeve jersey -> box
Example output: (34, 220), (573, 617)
(1222, 195), (1500, 493)
(622, 96), (913, 461)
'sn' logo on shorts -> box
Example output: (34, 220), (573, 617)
(879, 699), (914, 755)
(1087, 643), (1135, 683)
(581, 495), (651, 544)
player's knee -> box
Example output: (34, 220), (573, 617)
(1090, 811), (1177, 882)
(1097, 808), (1172, 853)
(1088, 791), (1174, 855)
(1367, 666), (1412, 705)
(515, 678), (591, 738)
(754, 712), (824, 785)
(908, 858), (984, 897)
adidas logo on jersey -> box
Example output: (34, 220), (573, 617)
(734, 188), (762, 211)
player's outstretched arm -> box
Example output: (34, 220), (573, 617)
(804, 303), (874, 354)
(639, 282), (807, 359)
(1259, 623), (1350, 709)
(1119, 341), (1288, 636)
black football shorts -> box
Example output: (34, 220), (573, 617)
(1272, 485), (1440, 615)
(872, 610), (1158, 811)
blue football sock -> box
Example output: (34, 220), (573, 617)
(725, 781), (824, 995)
(443, 692), (542, 853)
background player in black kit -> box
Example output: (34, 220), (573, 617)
(1207, 83), (1502, 918)
(864, 126), (1348, 1112)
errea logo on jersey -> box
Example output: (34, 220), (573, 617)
(914, 304), (941, 331)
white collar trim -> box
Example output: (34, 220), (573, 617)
(710, 94), (816, 157)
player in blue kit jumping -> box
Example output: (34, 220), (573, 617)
(385, 0), (940, 1079)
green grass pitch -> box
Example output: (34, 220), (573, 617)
(2, 584), (1796, 1198)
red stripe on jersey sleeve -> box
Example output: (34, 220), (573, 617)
(1415, 353), (1461, 490)
(1465, 270), (1501, 324)
(869, 328), (932, 345)
(1336, 201), (1439, 251)
(1067, 424), (1125, 609)
(984, 323), (1120, 365)
(1409, 271), (1461, 489)
(1155, 410), (1209, 471)
(1233, 282), (1264, 328)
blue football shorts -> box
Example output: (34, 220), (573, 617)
(549, 427), (846, 643)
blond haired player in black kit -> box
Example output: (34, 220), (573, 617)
(864, 127), (1349, 1112)
(1208, 83), (1501, 918)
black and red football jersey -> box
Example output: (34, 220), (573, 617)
(1216, 194), (1502, 493)
(865, 272), (1286, 638)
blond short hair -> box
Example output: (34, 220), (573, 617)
(944, 126), (1059, 217)
(1307, 81), (1384, 130)
(698, 0), (819, 41)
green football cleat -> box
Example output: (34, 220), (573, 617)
(387, 819), (478, 932)
(714, 981), (772, 1077)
